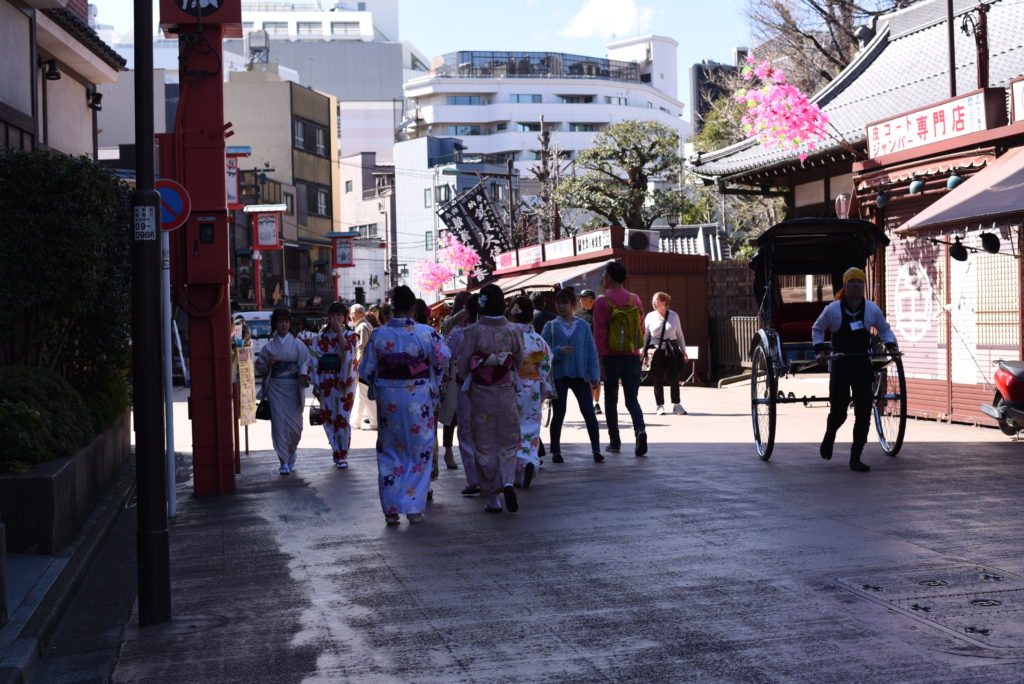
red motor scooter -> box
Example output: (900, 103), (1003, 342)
(980, 360), (1024, 437)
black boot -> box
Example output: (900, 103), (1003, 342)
(819, 429), (836, 460)
(849, 444), (870, 472)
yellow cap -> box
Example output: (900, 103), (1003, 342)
(843, 267), (866, 283)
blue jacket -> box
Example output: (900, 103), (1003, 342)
(542, 317), (600, 382)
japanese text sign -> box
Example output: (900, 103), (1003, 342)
(867, 89), (1005, 159)
(252, 212), (280, 250)
(332, 236), (354, 268)
(544, 237), (575, 261)
(575, 228), (612, 255)
(496, 250), (518, 270)
(518, 245), (543, 266)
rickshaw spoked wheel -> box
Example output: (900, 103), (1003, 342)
(872, 352), (907, 456)
(750, 343), (777, 461)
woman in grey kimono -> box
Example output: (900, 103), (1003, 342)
(255, 308), (311, 475)
(457, 284), (524, 513)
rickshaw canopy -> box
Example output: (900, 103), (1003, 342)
(750, 218), (889, 306)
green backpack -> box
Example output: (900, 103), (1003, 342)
(600, 295), (643, 353)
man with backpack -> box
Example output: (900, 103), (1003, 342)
(593, 261), (648, 457)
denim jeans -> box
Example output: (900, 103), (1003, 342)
(549, 377), (601, 454)
(603, 355), (645, 441)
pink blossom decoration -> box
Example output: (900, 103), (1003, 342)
(411, 259), (453, 294)
(735, 56), (829, 163)
(437, 234), (481, 276)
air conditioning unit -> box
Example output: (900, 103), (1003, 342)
(624, 229), (660, 252)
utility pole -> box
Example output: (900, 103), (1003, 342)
(506, 158), (516, 248)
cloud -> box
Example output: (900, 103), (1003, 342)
(561, 0), (654, 40)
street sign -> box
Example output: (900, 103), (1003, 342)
(155, 179), (191, 231)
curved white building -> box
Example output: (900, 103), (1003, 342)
(402, 36), (687, 176)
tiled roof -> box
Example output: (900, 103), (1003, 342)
(688, 0), (1024, 178)
(43, 8), (128, 72)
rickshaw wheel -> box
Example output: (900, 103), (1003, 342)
(750, 343), (777, 461)
(873, 353), (907, 456)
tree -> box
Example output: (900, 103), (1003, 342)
(690, 92), (747, 154)
(555, 120), (691, 232)
(747, 0), (914, 94)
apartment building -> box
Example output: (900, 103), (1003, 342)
(402, 35), (687, 176)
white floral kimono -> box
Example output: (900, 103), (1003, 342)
(255, 332), (311, 469)
(358, 318), (449, 516)
(309, 329), (357, 463)
(513, 323), (554, 480)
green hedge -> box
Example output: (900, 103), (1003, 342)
(0, 366), (93, 473)
(0, 149), (132, 462)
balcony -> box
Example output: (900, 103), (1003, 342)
(431, 51), (640, 84)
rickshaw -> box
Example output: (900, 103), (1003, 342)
(748, 218), (907, 460)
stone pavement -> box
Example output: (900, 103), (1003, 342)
(110, 380), (1024, 682)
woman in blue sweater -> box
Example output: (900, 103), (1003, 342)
(542, 288), (603, 463)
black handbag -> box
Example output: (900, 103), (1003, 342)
(309, 402), (322, 426)
(641, 313), (669, 383)
(255, 397), (271, 420)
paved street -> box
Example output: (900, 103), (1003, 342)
(112, 380), (1024, 682)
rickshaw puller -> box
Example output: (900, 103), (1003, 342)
(812, 267), (898, 472)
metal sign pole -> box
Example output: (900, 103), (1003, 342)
(161, 230), (176, 518)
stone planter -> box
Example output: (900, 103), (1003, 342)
(0, 412), (130, 555)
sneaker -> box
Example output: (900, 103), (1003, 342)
(407, 513), (425, 524)
(334, 459), (348, 469)
(384, 514), (400, 525)
(607, 439), (621, 452)
(593, 451), (604, 463)
(672, 404), (687, 415)
(635, 431), (648, 457)
(656, 405), (666, 416)
(278, 464), (291, 475)
(594, 403), (602, 414)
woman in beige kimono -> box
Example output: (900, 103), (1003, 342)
(457, 284), (524, 513)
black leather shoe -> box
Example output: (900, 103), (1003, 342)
(635, 431), (648, 457)
(461, 484), (480, 496)
(551, 453), (564, 463)
(593, 451), (604, 463)
(607, 439), (621, 452)
(849, 459), (870, 472)
(523, 463), (535, 488)
(820, 431), (836, 460)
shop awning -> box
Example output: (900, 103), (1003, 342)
(898, 146), (1024, 233)
(510, 259), (613, 292)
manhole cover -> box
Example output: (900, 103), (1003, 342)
(830, 564), (1024, 656)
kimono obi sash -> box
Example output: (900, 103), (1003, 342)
(519, 350), (546, 381)
(469, 352), (515, 386)
(270, 361), (299, 380)
(378, 352), (429, 380)
(317, 353), (342, 373)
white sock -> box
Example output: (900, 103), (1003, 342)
(489, 494), (501, 508)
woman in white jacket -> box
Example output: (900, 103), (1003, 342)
(643, 292), (688, 416)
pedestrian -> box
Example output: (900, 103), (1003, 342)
(508, 296), (555, 487)
(350, 304), (377, 432)
(457, 283), (524, 513)
(378, 303), (392, 326)
(812, 267), (898, 472)
(438, 293), (471, 472)
(576, 289), (602, 415)
(254, 308), (311, 475)
(447, 293), (481, 494)
(358, 286), (449, 524)
(292, 316), (318, 348)
(442, 290), (472, 337)
(644, 291), (689, 416)
(542, 288), (603, 463)
(593, 261), (648, 456)
(413, 298), (430, 325)
(531, 291), (557, 335)
(309, 302), (357, 469)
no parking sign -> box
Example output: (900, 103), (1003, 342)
(155, 179), (191, 231)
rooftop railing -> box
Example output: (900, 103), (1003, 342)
(431, 51), (640, 84)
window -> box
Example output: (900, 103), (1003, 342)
(569, 123), (597, 132)
(284, 192), (295, 215)
(446, 125), (480, 136)
(344, 180), (353, 193)
(496, 123), (507, 131)
(331, 21), (360, 35)
(447, 95), (482, 105)
(647, 101), (653, 109)
(297, 22), (322, 36)
(424, 187), (432, 207)
(425, 232), (435, 251)
(263, 22), (288, 36)
(510, 94), (542, 103)
(357, 223), (378, 239)
(515, 122), (541, 132)
(242, 22), (253, 32)
(293, 119), (305, 148)
(640, 73), (652, 83)
(435, 184), (452, 203)
(605, 96), (628, 106)
(559, 95), (594, 104)
(316, 127), (326, 156)
(317, 188), (329, 216)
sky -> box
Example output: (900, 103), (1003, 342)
(88, 0), (753, 117)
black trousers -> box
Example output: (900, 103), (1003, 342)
(826, 360), (874, 455)
(650, 348), (680, 406)
(550, 377), (601, 454)
(442, 416), (456, 449)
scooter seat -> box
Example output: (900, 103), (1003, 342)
(998, 360), (1024, 379)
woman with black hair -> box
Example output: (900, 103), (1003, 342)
(255, 308), (312, 475)
(457, 284), (524, 513)
(508, 295), (554, 488)
(358, 286), (450, 525)
(309, 301), (357, 469)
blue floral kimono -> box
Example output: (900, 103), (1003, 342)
(358, 318), (449, 516)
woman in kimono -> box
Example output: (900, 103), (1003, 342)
(255, 308), (312, 475)
(309, 301), (357, 469)
(358, 286), (449, 525)
(446, 293), (481, 495)
(457, 284), (524, 514)
(508, 296), (554, 489)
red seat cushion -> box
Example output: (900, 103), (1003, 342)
(772, 302), (829, 343)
